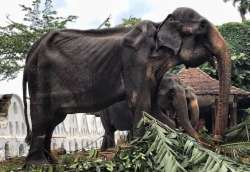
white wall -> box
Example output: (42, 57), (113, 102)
(0, 94), (105, 161)
(0, 95), (28, 160)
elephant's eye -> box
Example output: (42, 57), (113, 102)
(168, 17), (174, 22)
(167, 15), (175, 22)
(199, 20), (207, 29)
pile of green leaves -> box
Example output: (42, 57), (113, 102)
(218, 115), (250, 162)
(20, 113), (250, 172)
(224, 115), (250, 142)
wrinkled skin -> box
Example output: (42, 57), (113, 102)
(100, 74), (199, 150)
(23, 7), (231, 164)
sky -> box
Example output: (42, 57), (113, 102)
(0, 0), (249, 98)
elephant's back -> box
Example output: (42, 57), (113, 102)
(26, 28), (126, 110)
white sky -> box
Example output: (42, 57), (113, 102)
(0, 0), (249, 98)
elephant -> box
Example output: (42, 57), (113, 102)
(22, 7), (231, 164)
(100, 74), (200, 150)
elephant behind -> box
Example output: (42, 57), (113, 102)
(100, 74), (200, 150)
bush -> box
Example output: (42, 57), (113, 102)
(202, 21), (250, 91)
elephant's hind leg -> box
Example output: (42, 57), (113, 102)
(25, 130), (52, 164)
(25, 105), (54, 165)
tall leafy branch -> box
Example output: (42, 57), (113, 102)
(223, 0), (250, 22)
(0, 0), (77, 80)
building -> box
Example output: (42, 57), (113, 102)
(177, 68), (250, 130)
(0, 94), (104, 161)
(0, 94), (28, 160)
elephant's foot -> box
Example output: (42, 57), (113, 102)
(101, 136), (115, 151)
(25, 149), (58, 165)
(101, 140), (108, 151)
(48, 152), (58, 164)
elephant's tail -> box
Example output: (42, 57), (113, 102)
(23, 32), (51, 145)
(23, 40), (36, 145)
(23, 66), (31, 145)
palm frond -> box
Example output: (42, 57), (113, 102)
(225, 117), (250, 142)
(139, 112), (250, 172)
(219, 142), (250, 162)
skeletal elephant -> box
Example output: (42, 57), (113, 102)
(23, 7), (231, 164)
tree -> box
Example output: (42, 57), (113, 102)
(121, 17), (141, 27)
(97, 15), (111, 29)
(0, 0), (77, 80)
(98, 16), (141, 29)
(223, 0), (250, 22)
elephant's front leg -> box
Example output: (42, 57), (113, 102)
(132, 64), (157, 137)
(100, 111), (116, 150)
(132, 94), (151, 137)
(101, 131), (115, 151)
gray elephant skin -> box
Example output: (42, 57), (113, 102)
(23, 7), (231, 164)
(100, 74), (199, 150)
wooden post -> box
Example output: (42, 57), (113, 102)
(212, 99), (217, 133)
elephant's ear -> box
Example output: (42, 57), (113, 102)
(156, 14), (182, 55)
(123, 21), (156, 50)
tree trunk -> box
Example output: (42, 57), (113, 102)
(239, 9), (246, 22)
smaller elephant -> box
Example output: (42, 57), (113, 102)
(100, 74), (200, 150)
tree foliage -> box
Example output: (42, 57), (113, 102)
(201, 21), (250, 91)
(219, 21), (250, 90)
(97, 15), (111, 29)
(223, 0), (250, 21)
(0, 0), (77, 80)
(121, 17), (141, 27)
(99, 16), (141, 28)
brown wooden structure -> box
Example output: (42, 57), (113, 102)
(177, 68), (250, 131)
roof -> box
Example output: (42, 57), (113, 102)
(0, 94), (12, 115)
(177, 68), (250, 96)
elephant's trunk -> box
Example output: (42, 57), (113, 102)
(173, 89), (200, 140)
(207, 25), (231, 141)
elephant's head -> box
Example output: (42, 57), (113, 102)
(123, 7), (231, 140)
(155, 7), (231, 140)
(157, 75), (200, 140)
